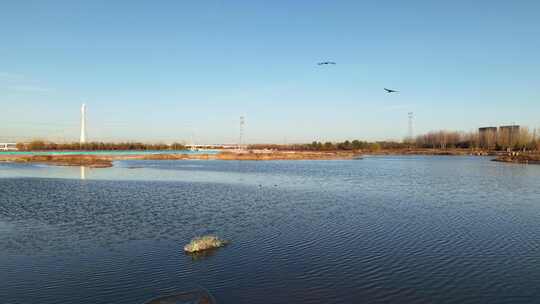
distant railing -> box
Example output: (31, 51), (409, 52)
(0, 143), (18, 151)
(186, 144), (239, 149)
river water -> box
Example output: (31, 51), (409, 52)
(0, 156), (539, 303)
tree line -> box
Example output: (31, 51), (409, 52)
(412, 127), (539, 151)
(249, 140), (408, 151)
(14, 126), (540, 152)
(16, 140), (187, 151)
(249, 127), (539, 152)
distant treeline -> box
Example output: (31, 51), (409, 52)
(411, 127), (539, 151)
(249, 140), (407, 151)
(249, 127), (539, 152)
(14, 126), (540, 152)
(16, 141), (187, 151)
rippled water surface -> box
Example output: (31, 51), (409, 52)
(1, 156), (539, 304)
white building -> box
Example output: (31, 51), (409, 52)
(80, 103), (87, 144)
(0, 143), (18, 151)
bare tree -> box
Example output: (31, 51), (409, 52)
(517, 127), (532, 151)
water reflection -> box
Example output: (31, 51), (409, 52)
(80, 166), (87, 180)
(185, 248), (220, 261)
(0, 220), (14, 233)
(1, 157), (540, 304)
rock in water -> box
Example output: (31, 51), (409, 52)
(143, 289), (215, 304)
(184, 235), (228, 253)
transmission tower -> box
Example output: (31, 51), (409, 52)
(408, 112), (414, 142)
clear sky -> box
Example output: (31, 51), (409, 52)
(1, 0), (539, 144)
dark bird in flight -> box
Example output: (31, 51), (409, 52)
(317, 61), (336, 65)
(384, 88), (399, 93)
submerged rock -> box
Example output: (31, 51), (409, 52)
(143, 289), (215, 304)
(184, 235), (229, 253)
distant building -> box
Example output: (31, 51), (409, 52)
(498, 125), (520, 149)
(479, 127), (497, 149)
(499, 125), (520, 134)
(80, 104), (87, 144)
(0, 143), (18, 151)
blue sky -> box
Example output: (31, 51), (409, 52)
(1, 0), (539, 143)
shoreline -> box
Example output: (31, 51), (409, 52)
(0, 150), (362, 168)
(493, 153), (540, 165)
(1, 149), (538, 168)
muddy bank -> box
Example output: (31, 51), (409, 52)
(0, 150), (362, 168)
(215, 151), (361, 160)
(137, 154), (213, 160)
(132, 151), (361, 161)
(0, 153), (214, 167)
(493, 153), (540, 165)
(366, 148), (495, 156)
(8, 155), (114, 168)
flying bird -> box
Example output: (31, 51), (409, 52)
(317, 61), (336, 65)
(384, 88), (399, 93)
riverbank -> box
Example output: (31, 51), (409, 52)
(0, 150), (362, 167)
(363, 148), (495, 156)
(141, 151), (360, 161)
(493, 153), (540, 164)
(5, 155), (115, 168)
(216, 150), (361, 160)
(3, 149), (536, 168)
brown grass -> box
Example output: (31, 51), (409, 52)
(184, 235), (229, 253)
(216, 151), (361, 160)
(12, 155), (113, 168)
(0, 150), (362, 168)
(494, 153), (540, 164)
